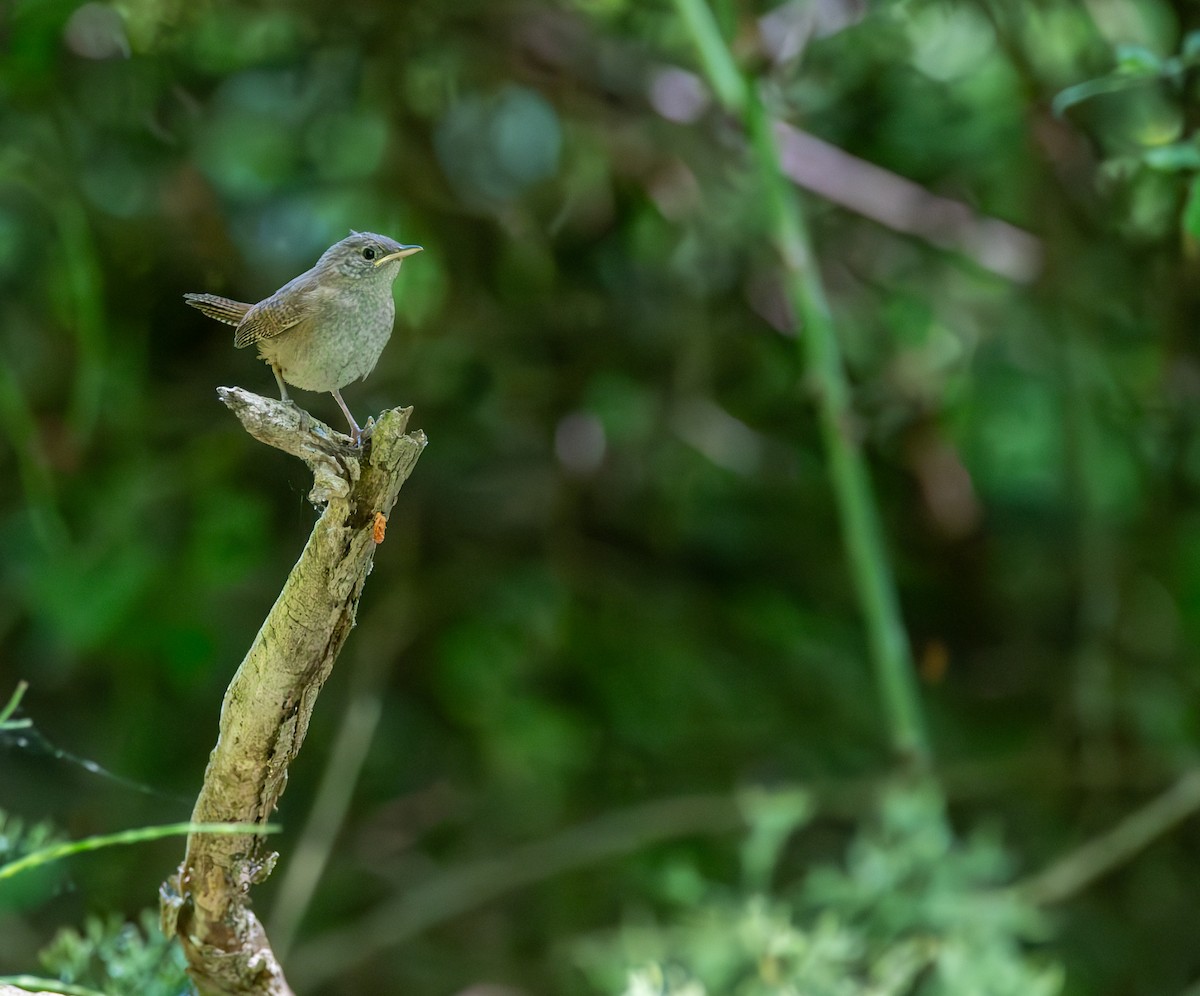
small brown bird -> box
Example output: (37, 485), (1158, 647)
(185, 231), (423, 444)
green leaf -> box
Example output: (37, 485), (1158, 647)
(1143, 141), (1200, 171)
(1052, 44), (1171, 117)
(1052, 73), (1146, 117)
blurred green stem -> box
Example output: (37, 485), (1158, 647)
(267, 663), (387, 959)
(0, 681), (29, 728)
(269, 690), (383, 958)
(1, 166), (109, 445)
(0, 355), (68, 548)
(0, 975), (104, 996)
(0, 822), (278, 881)
(54, 198), (108, 444)
(672, 0), (929, 763)
(1061, 319), (1119, 782)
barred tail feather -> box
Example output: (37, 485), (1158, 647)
(184, 293), (252, 327)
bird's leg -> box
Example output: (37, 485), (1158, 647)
(271, 363), (290, 402)
(331, 388), (362, 446)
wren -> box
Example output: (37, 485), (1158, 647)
(186, 231), (423, 445)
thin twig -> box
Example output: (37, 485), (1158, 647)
(1018, 769), (1200, 906)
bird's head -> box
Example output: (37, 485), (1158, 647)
(320, 231), (423, 281)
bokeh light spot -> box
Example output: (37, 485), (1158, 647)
(435, 85), (562, 208)
(63, 3), (129, 60)
(555, 411), (607, 476)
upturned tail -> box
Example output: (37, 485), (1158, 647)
(184, 292), (252, 327)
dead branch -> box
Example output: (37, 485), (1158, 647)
(160, 389), (426, 995)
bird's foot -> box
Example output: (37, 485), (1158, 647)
(331, 388), (365, 448)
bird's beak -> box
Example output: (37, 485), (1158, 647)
(374, 245), (423, 266)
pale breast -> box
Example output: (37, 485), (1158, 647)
(258, 285), (396, 393)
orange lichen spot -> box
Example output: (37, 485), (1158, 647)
(372, 511), (387, 545)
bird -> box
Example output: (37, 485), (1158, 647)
(185, 231), (423, 445)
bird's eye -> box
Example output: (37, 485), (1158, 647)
(362, 247), (377, 261)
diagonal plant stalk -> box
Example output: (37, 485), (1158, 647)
(672, 0), (929, 763)
(1017, 769), (1200, 906)
(290, 793), (746, 986)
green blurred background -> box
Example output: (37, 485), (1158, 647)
(4, 0), (1200, 992)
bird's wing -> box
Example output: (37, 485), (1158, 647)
(184, 293), (253, 327)
(232, 291), (312, 348)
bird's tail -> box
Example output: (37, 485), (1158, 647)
(184, 293), (252, 327)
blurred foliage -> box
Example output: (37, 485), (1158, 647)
(35, 909), (186, 996)
(0, 809), (66, 914)
(2, 0), (1200, 992)
(580, 787), (1060, 996)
